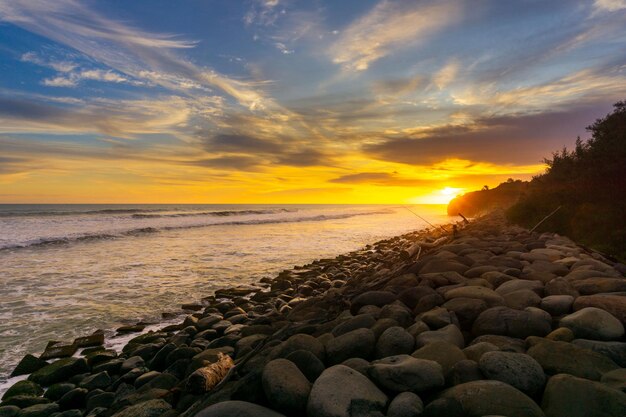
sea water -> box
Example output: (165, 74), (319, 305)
(0, 204), (450, 389)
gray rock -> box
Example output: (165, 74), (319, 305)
(307, 365), (387, 417)
(110, 399), (171, 417)
(438, 380), (545, 417)
(386, 392), (423, 417)
(479, 351), (545, 395)
(370, 318), (399, 340)
(540, 295), (574, 316)
(441, 298), (488, 328)
(262, 359), (311, 414)
(496, 279), (543, 296)
(79, 371), (111, 390)
(472, 306), (552, 339)
(340, 358), (369, 376)
(17, 403), (60, 417)
(503, 289), (542, 310)
(0, 406), (20, 417)
(374, 326), (414, 358)
(411, 341), (466, 375)
(419, 307), (456, 329)
(58, 387), (88, 410)
(447, 359), (483, 386)
(326, 328), (375, 365)
(542, 373), (626, 417)
(285, 350), (326, 382)
(331, 314), (376, 337)
(9, 354), (47, 377)
(415, 324), (464, 348)
(378, 304), (412, 327)
(368, 355), (444, 392)
(272, 333), (325, 362)
(444, 286), (504, 307)
(350, 291), (397, 315)
(601, 368), (626, 393)
(462, 342), (499, 362)
(470, 334), (526, 353)
(1, 380), (43, 400)
(195, 401), (285, 417)
(560, 307), (624, 340)
(28, 358), (89, 386)
(43, 383), (75, 401)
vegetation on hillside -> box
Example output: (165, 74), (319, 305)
(447, 179), (528, 217)
(506, 101), (626, 260)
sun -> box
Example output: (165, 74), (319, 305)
(408, 187), (465, 204)
(441, 187), (463, 196)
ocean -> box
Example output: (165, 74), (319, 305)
(0, 204), (449, 388)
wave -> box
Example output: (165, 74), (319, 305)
(131, 208), (293, 219)
(0, 208), (161, 217)
(0, 209), (394, 251)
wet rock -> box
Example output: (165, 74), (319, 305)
(350, 291), (397, 315)
(472, 306), (552, 339)
(18, 403), (60, 417)
(368, 355), (443, 392)
(74, 331), (105, 348)
(415, 324), (465, 348)
(438, 380), (545, 417)
(411, 341), (466, 375)
(58, 387), (88, 410)
(331, 314), (376, 337)
(374, 326), (414, 358)
(262, 359), (311, 414)
(527, 339), (619, 380)
(195, 400), (285, 417)
(307, 365), (387, 417)
(86, 392), (115, 411)
(1, 395), (49, 408)
(109, 399), (172, 417)
(1, 380), (43, 400)
(285, 350), (325, 382)
(542, 373), (626, 417)
(386, 392), (423, 417)
(79, 371), (111, 390)
(44, 383), (75, 401)
(479, 351), (545, 395)
(560, 307), (624, 340)
(10, 354), (47, 377)
(120, 356), (145, 373)
(29, 357), (89, 386)
(326, 328), (375, 365)
(0, 406), (20, 417)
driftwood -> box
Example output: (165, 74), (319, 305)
(530, 206), (562, 233)
(186, 352), (234, 394)
(458, 212), (470, 224)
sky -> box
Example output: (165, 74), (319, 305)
(0, 0), (625, 204)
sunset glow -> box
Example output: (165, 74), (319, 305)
(0, 1), (625, 203)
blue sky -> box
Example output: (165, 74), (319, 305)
(0, 0), (625, 203)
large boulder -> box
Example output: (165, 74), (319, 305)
(375, 327), (414, 358)
(411, 341), (466, 375)
(326, 328), (375, 365)
(386, 392), (423, 417)
(262, 359), (311, 414)
(28, 358), (89, 386)
(271, 333), (325, 361)
(574, 295), (626, 325)
(367, 355), (444, 392)
(444, 286), (504, 307)
(472, 306), (552, 338)
(1, 380), (43, 400)
(350, 291), (397, 315)
(195, 401), (286, 417)
(479, 351), (546, 395)
(571, 339), (626, 367)
(527, 339), (619, 380)
(415, 324), (464, 348)
(559, 307), (624, 340)
(307, 365), (388, 417)
(437, 380), (545, 417)
(541, 373), (626, 417)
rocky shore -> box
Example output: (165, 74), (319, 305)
(1, 212), (626, 417)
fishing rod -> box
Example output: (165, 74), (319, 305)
(403, 206), (448, 233)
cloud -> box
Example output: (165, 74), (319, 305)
(21, 51), (77, 72)
(594, 0), (626, 12)
(372, 75), (423, 96)
(186, 156), (262, 171)
(42, 69), (132, 87)
(0, 0), (271, 110)
(330, 0), (462, 71)
(363, 104), (613, 166)
(433, 59), (460, 90)
(329, 172), (432, 186)
(205, 133), (283, 154)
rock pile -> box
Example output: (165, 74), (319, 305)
(1, 213), (626, 417)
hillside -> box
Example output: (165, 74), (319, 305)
(447, 179), (528, 217)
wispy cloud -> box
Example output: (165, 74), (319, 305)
(329, 0), (462, 71)
(593, 0), (626, 12)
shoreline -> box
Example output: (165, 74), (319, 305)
(1, 212), (625, 416)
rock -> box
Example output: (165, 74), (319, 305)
(350, 291), (397, 315)
(441, 298), (488, 328)
(462, 342), (499, 362)
(419, 307), (456, 329)
(29, 357), (89, 386)
(544, 277), (579, 297)
(326, 328), (375, 365)
(110, 399), (172, 417)
(18, 403), (60, 417)
(419, 259), (469, 275)
(542, 373), (626, 417)
(370, 318), (399, 339)
(374, 327), (414, 358)
(479, 351), (546, 395)
(379, 304), (412, 327)
(58, 387), (88, 410)
(262, 359), (311, 414)
(545, 327), (575, 342)
(10, 354), (47, 377)
(86, 392), (115, 411)
(386, 392), (423, 417)
(0, 406), (20, 417)
(195, 401), (286, 417)
(411, 341), (466, 375)
(444, 286), (504, 307)
(331, 314), (376, 337)
(503, 289), (542, 310)
(540, 295), (574, 316)
(398, 287), (437, 310)
(448, 359), (483, 386)
(527, 339), (619, 380)
(601, 368), (626, 393)
(306, 365), (387, 417)
(472, 306), (552, 338)
(120, 356), (144, 373)
(573, 277), (626, 295)
(285, 350), (326, 382)
(438, 380), (545, 417)
(79, 371), (111, 390)
(340, 358), (369, 376)
(43, 383), (75, 401)
(1, 395), (49, 408)
(496, 279), (543, 296)
(1, 380), (43, 400)
(421, 397), (465, 417)
(368, 355), (444, 392)
(415, 324), (465, 349)
(272, 333), (325, 362)
(560, 307), (624, 340)
(470, 334), (526, 352)
(571, 339), (626, 367)
(573, 295), (626, 325)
